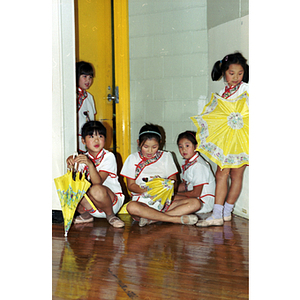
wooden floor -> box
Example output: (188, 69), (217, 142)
(52, 214), (248, 300)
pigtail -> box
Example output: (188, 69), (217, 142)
(243, 63), (249, 83)
(211, 60), (223, 81)
(211, 52), (249, 83)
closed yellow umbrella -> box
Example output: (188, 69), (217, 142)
(54, 170), (91, 236)
(191, 91), (249, 169)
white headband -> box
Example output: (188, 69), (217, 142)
(139, 130), (162, 138)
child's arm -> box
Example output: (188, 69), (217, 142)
(126, 178), (147, 194)
(73, 155), (104, 185)
(176, 185), (203, 199)
(177, 182), (186, 192)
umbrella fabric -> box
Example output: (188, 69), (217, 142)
(54, 170), (91, 236)
(191, 91), (249, 169)
(140, 178), (174, 212)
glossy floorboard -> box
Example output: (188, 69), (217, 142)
(52, 214), (248, 300)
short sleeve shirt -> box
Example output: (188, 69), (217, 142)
(181, 153), (215, 201)
(120, 151), (178, 198)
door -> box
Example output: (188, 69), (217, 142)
(75, 0), (130, 167)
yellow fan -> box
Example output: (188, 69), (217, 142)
(142, 178), (174, 212)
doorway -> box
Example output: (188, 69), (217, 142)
(74, 0), (130, 165)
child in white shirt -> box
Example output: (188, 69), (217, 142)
(76, 61), (97, 153)
(175, 131), (215, 214)
(120, 123), (200, 227)
(197, 52), (249, 227)
(67, 121), (124, 228)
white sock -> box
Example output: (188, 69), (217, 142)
(224, 202), (234, 217)
(207, 204), (223, 220)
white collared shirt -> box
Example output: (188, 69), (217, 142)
(181, 152), (215, 201)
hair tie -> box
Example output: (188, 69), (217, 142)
(219, 60), (222, 64)
(139, 130), (162, 138)
(225, 55), (228, 62)
(187, 131), (197, 142)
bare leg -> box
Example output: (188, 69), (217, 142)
(214, 167), (230, 205)
(73, 197), (95, 224)
(76, 184), (124, 227)
(166, 197), (201, 216)
(197, 166), (246, 227)
(196, 167), (230, 226)
(127, 200), (199, 226)
(86, 184), (114, 215)
(226, 166), (246, 204)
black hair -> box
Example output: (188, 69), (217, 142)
(81, 121), (106, 140)
(177, 131), (198, 146)
(138, 123), (161, 147)
(76, 61), (94, 87)
(211, 52), (249, 83)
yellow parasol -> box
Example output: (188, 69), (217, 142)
(141, 178), (174, 212)
(191, 91), (249, 169)
(54, 169), (91, 237)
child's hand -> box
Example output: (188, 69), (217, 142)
(74, 154), (93, 168)
(66, 155), (75, 169)
(139, 182), (147, 189)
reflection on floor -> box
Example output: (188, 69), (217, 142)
(53, 214), (248, 300)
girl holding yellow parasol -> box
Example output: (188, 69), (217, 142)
(66, 121), (125, 228)
(195, 52), (249, 227)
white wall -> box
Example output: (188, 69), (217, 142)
(208, 15), (249, 96)
(52, 0), (77, 210)
(129, 0), (208, 163)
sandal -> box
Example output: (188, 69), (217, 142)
(180, 215), (198, 225)
(74, 212), (94, 224)
(108, 216), (125, 228)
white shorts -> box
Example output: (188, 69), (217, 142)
(84, 192), (125, 218)
(196, 195), (215, 214)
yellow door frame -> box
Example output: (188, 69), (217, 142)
(75, 0), (130, 164)
(113, 0), (131, 165)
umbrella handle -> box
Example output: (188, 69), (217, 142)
(73, 152), (78, 172)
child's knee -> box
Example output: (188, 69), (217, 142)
(195, 199), (202, 211)
(127, 201), (138, 215)
(89, 184), (108, 201)
(216, 168), (230, 181)
(189, 198), (201, 211)
(230, 166), (246, 180)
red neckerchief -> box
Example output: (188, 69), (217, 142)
(135, 150), (163, 179)
(77, 87), (88, 111)
(222, 81), (243, 99)
(182, 153), (198, 174)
